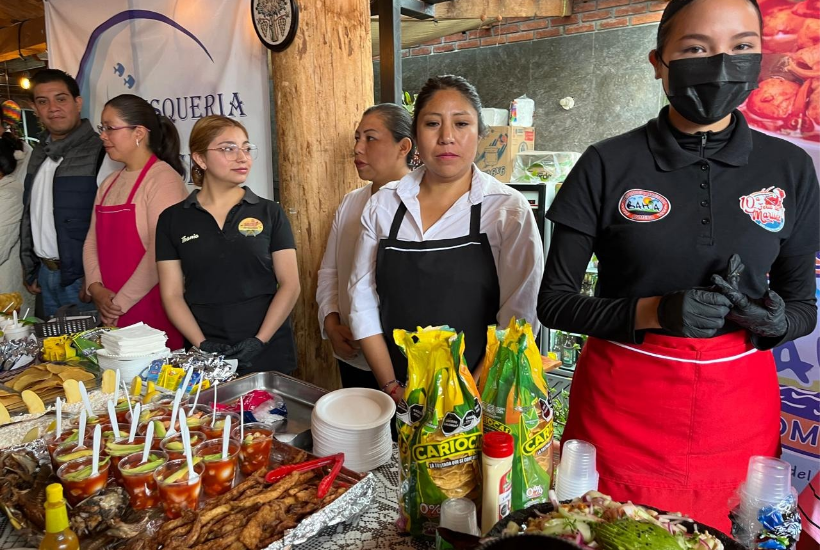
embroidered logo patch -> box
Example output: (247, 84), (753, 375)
(238, 217), (264, 237)
(618, 189), (671, 222)
(739, 187), (786, 232)
(181, 234), (199, 244)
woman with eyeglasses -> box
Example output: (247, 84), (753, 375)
(156, 115), (300, 375)
(83, 94), (187, 347)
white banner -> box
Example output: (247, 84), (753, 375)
(44, 0), (273, 198)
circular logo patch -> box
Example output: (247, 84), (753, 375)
(619, 189), (671, 222)
(238, 217), (264, 236)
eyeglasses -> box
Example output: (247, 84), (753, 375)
(207, 144), (258, 161)
(97, 124), (145, 135)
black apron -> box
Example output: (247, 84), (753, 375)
(376, 201), (500, 382)
(189, 295), (297, 376)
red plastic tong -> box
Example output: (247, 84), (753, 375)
(264, 452), (345, 498)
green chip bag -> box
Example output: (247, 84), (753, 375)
(479, 318), (554, 511)
(395, 326), (483, 540)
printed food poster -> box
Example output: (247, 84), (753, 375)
(740, 0), (819, 493)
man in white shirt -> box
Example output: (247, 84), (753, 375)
(20, 70), (103, 317)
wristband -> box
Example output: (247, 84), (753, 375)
(381, 379), (404, 394)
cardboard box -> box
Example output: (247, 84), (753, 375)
(475, 126), (535, 183)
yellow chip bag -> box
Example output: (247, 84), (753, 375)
(479, 318), (554, 511)
(394, 326), (482, 539)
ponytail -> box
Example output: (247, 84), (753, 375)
(155, 115), (185, 178)
(105, 94), (185, 178)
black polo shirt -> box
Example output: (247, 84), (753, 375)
(156, 187), (295, 305)
(539, 107), (819, 344)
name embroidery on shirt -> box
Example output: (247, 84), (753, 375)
(181, 234), (199, 243)
(618, 189), (671, 222)
(739, 187), (786, 233)
(238, 217), (264, 237)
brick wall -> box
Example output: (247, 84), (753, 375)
(403, 0), (668, 58)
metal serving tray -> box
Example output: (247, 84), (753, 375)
(198, 371), (327, 450)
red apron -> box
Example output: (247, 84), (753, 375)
(562, 331), (781, 534)
(96, 155), (183, 350)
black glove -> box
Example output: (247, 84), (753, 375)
(198, 340), (232, 354)
(710, 254), (788, 338)
(224, 337), (265, 368)
(657, 289), (733, 338)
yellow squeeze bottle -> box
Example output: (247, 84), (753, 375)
(39, 484), (80, 550)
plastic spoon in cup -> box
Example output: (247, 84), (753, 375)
(129, 403), (141, 443)
(107, 400), (121, 441)
(22, 308), (29, 321)
(179, 409), (198, 481)
(55, 397), (62, 436)
(91, 424), (101, 476)
(181, 368), (194, 397)
(240, 398), (244, 442)
(222, 415), (232, 460)
(167, 388), (184, 437)
(141, 421), (154, 464)
(79, 381), (94, 417)
(211, 382), (219, 427)
(77, 410), (87, 450)
(191, 373), (202, 410)
(113, 369), (121, 404)
(120, 380), (133, 418)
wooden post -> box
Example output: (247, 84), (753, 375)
(271, 0), (374, 390)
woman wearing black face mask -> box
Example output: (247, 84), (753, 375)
(538, 0), (819, 532)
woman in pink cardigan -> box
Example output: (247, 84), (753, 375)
(83, 94), (186, 349)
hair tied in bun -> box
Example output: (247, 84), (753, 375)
(13, 150), (25, 161)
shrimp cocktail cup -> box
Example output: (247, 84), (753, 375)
(201, 412), (240, 440)
(57, 456), (111, 507)
(45, 428), (92, 469)
(231, 423), (274, 476)
(154, 458), (205, 519)
(161, 431), (206, 461)
(106, 437), (147, 485)
(118, 450), (168, 510)
(129, 404), (170, 425)
(53, 442), (108, 469)
(137, 417), (172, 440)
(114, 396), (141, 423)
(194, 439), (240, 496)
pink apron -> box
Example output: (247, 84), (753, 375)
(96, 155), (183, 350)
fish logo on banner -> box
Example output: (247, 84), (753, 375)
(739, 186), (786, 232)
(618, 189), (671, 222)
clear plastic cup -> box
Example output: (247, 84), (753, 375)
(119, 450), (168, 510)
(741, 456), (792, 507)
(161, 431), (206, 461)
(555, 439), (598, 501)
(57, 455), (111, 507)
(154, 458), (205, 519)
(439, 497), (480, 536)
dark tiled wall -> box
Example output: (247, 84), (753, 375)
(375, 24), (666, 154)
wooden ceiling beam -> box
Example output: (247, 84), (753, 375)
(0, 0), (44, 26)
(0, 16), (46, 63)
(434, 0), (572, 18)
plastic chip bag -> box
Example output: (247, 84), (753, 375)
(479, 318), (554, 511)
(394, 326), (483, 540)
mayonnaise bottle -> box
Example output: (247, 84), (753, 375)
(481, 431), (514, 534)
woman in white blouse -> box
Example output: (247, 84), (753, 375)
(348, 75), (544, 402)
(317, 104), (414, 388)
